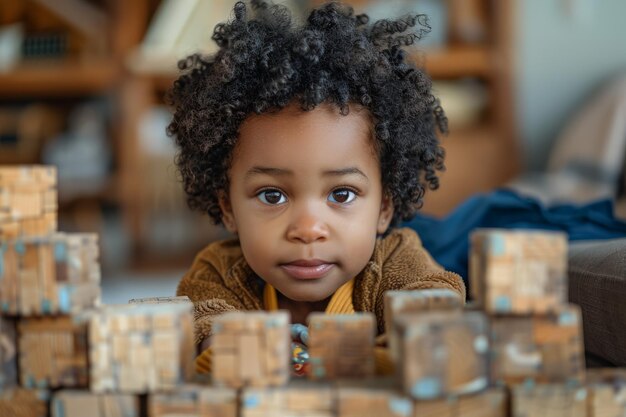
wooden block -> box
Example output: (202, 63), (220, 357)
(43, 189), (57, 212)
(242, 382), (334, 417)
(0, 388), (49, 417)
(10, 191), (42, 218)
(412, 387), (506, 417)
(337, 383), (413, 417)
(586, 368), (626, 417)
(0, 221), (20, 240)
(512, 383), (587, 417)
(51, 391), (99, 417)
(239, 333), (263, 383)
(308, 313), (376, 380)
(18, 315), (91, 389)
(395, 310), (489, 400)
(490, 304), (585, 385)
(212, 311), (290, 389)
(0, 166), (57, 240)
(149, 385), (237, 417)
(129, 295), (191, 304)
(469, 229), (567, 314)
(0, 234), (100, 317)
(456, 387), (507, 417)
(384, 289), (463, 362)
(89, 302), (195, 393)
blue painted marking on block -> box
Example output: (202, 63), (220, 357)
(41, 299), (51, 314)
(54, 242), (67, 261)
(1, 301), (8, 312)
(410, 378), (441, 399)
(489, 234), (505, 256)
(243, 394), (260, 408)
(494, 295), (512, 312)
(389, 398), (412, 416)
(53, 397), (65, 417)
(314, 367), (325, 378)
(523, 378), (535, 390)
(58, 286), (74, 313)
(14, 241), (25, 255)
(559, 310), (576, 326)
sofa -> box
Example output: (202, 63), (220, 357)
(568, 238), (626, 367)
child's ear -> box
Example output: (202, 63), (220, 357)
(218, 191), (238, 234)
(377, 192), (394, 234)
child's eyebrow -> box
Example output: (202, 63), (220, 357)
(244, 166), (369, 182)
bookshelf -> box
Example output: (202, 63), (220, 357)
(418, 0), (521, 216)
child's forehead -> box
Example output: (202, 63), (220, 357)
(231, 102), (380, 176)
(238, 102), (374, 144)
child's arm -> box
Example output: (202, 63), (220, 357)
(371, 228), (466, 341)
(176, 250), (251, 347)
(379, 227), (466, 298)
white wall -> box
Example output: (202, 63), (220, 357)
(515, 0), (626, 170)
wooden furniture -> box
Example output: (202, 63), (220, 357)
(420, 0), (521, 217)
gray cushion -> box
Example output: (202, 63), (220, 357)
(568, 238), (626, 366)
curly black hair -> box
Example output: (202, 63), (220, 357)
(167, 0), (447, 229)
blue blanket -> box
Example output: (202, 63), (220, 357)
(403, 188), (626, 289)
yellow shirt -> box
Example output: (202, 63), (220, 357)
(195, 279), (394, 375)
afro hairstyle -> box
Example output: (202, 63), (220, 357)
(166, 0), (447, 229)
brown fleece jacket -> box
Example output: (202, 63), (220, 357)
(177, 227), (466, 345)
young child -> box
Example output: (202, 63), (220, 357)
(168, 0), (465, 374)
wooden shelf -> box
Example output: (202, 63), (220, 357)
(420, 124), (519, 217)
(419, 46), (492, 79)
(0, 60), (120, 98)
(130, 45), (493, 91)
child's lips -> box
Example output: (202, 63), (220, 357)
(279, 262), (335, 280)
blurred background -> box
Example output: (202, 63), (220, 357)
(1, 0), (625, 303)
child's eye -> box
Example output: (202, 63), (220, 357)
(257, 189), (287, 205)
(328, 188), (356, 204)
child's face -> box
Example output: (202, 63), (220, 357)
(219, 102), (394, 302)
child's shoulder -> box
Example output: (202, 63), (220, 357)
(375, 227), (423, 260)
(193, 236), (244, 275)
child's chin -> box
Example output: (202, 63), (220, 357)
(283, 286), (332, 303)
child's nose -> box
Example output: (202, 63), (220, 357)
(286, 210), (329, 244)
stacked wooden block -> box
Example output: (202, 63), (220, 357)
(586, 368), (626, 416)
(241, 382), (335, 417)
(383, 287), (500, 414)
(44, 300), (197, 417)
(384, 288), (463, 362)
(89, 303), (196, 393)
(0, 233), (100, 316)
(1, 167), (99, 317)
(51, 391), (139, 417)
(0, 166), (56, 240)
(0, 165), (106, 417)
(470, 228), (569, 315)
(3, 164), (626, 416)
(18, 315), (91, 389)
(307, 313), (376, 380)
(470, 228), (587, 415)
(149, 385), (237, 417)
(0, 388), (48, 417)
(210, 311), (291, 388)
